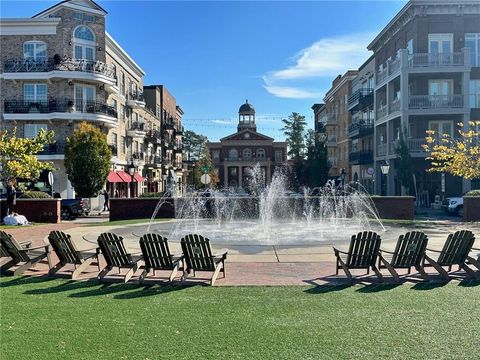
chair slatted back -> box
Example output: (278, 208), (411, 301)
(346, 231), (381, 268)
(437, 230), (475, 266)
(391, 231), (428, 268)
(181, 234), (215, 271)
(48, 231), (82, 264)
(139, 233), (174, 270)
(97, 233), (132, 268)
(0, 242), (10, 257)
(0, 230), (29, 263)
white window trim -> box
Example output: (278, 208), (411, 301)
(428, 120), (454, 138)
(23, 41), (47, 61)
(428, 33), (453, 53)
(428, 79), (453, 96)
(74, 84), (96, 111)
(23, 83), (47, 101)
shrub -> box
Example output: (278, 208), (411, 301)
(139, 192), (165, 198)
(20, 191), (51, 199)
(466, 190), (480, 197)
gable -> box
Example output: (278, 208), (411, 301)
(220, 130), (274, 142)
(33, 0), (107, 18)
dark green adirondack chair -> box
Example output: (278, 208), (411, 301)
(0, 231), (31, 268)
(181, 234), (228, 286)
(47, 231), (101, 279)
(97, 232), (142, 283)
(424, 230), (480, 280)
(139, 233), (184, 283)
(333, 231), (383, 282)
(378, 231), (429, 282)
(0, 230), (50, 276)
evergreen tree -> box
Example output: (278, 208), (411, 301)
(304, 129), (330, 187)
(64, 122), (111, 198)
(183, 130), (207, 161)
(282, 112), (307, 189)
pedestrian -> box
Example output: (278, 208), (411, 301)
(114, 189), (119, 198)
(103, 190), (110, 211)
(6, 178), (17, 215)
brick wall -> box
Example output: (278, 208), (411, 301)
(371, 196), (415, 220)
(0, 199), (61, 223)
(110, 198), (176, 221)
(463, 197), (480, 222)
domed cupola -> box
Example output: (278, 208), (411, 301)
(238, 99), (256, 132)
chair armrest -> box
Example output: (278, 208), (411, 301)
(19, 240), (32, 249)
(213, 248), (228, 259)
(379, 249), (395, 254)
(333, 247), (348, 255)
(26, 244), (50, 252)
(471, 247), (480, 251)
(426, 248), (442, 253)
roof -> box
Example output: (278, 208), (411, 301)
(33, 0), (107, 18)
(220, 129), (273, 142)
(239, 100), (255, 113)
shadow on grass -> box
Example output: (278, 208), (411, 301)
(23, 279), (101, 295)
(67, 282), (138, 298)
(356, 284), (401, 293)
(458, 279), (480, 287)
(411, 281), (449, 291)
(113, 283), (190, 299)
(304, 284), (351, 294)
(0, 275), (56, 288)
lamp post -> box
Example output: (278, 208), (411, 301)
(191, 161), (196, 191)
(339, 168), (346, 191)
(128, 161), (136, 198)
(380, 161), (390, 196)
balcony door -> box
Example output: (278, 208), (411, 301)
(74, 85), (95, 112)
(73, 26), (96, 61)
(429, 79), (453, 107)
(428, 34), (453, 64)
(429, 120), (454, 141)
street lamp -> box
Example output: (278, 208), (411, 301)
(380, 161), (390, 196)
(128, 161), (136, 198)
(380, 161), (390, 175)
(191, 160), (196, 191)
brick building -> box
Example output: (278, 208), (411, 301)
(208, 100), (287, 190)
(0, 0), (184, 206)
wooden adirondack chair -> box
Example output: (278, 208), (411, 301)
(0, 230), (50, 276)
(97, 232), (141, 283)
(0, 232), (31, 268)
(181, 234), (228, 286)
(139, 233), (184, 283)
(47, 231), (101, 279)
(423, 230), (480, 280)
(378, 231), (429, 282)
(333, 231), (383, 282)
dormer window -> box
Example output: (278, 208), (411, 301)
(73, 26), (95, 61)
(23, 41), (47, 62)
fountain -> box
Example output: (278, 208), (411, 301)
(146, 167), (385, 245)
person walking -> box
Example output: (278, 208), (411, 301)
(6, 178), (17, 215)
(102, 190), (110, 211)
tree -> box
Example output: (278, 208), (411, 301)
(0, 127), (54, 184)
(64, 122), (111, 198)
(282, 112), (307, 189)
(194, 144), (219, 188)
(423, 121), (480, 180)
(281, 112), (307, 159)
(183, 130), (207, 161)
(395, 129), (414, 195)
(304, 130), (330, 188)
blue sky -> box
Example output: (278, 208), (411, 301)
(1, 0), (407, 140)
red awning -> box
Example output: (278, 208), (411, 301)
(133, 173), (144, 182)
(107, 170), (124, 183)
(117, 171), (133, 183)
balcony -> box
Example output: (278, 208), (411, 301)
(37, 141), (66, 159)
(408, 95), (464, 110)
(390, 139), (427, 155)
(326, 135), (337, 147)
(376, 105), (388, 121)
(145, 155), (161, 167)
(348, 121), (374, 138)
(127, 122), (147, 138)
(131, 151), (145, 164)
(407, 52), (465, 69)
(175, 125), (184, 135)
(319, 113), (337, 125)
(377, 143), (387, 157)
(145, 130), (162, 144)
(224, 157), (271, 163)
(3, 57), (117, 88)
(126, 91), (145, 109)
(164, 118), (176, 129)
(3, 98), (118, 127)
(376, 69), (388, 85)
(389, 98), (401, 114)
(347, 88), (374, 110)
(349, 150), (374, 165)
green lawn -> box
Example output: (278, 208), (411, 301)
(1, 277), (479, 359)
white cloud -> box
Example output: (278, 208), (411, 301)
(263, 32), (375, 99)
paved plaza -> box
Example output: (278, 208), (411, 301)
(3, 219), (480, 286)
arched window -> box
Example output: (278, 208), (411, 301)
(73, 26), (95, 61)
(242, 148), (252, 160)
(23, 41), (47, 62)
(256, 148), (265, 159)
(229, 148), (238, 160)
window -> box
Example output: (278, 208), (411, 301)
(24, 124), (47, 138)
(429, 79), (453, 96)
(73, 12), (95, 23)
(111, 133), (118, 147)
(212, 150), (220, 161)
(121, 136), (126, 154)
(466, 33), (480, 67)
(428, 34), (452, 64)
(406, 39), (413, 54)
(23, 41), (47, 62)
(120, 72), (125, 95)
(121, 105), (126, 120)
(470, 80), (480, 108)
(24, 84), (47, 102)
(429, 120), (454, 140)
(242, 148), (252, 160)
(228, 148), (238, 160)
(111, 99), (118, 113)
(275, 150), (282, 162)
(74, 84), (95, 112)
(256, 148), (265, 159)
(73, 26), (95, 61)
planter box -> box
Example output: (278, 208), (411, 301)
(110, 198), (175, 221)
(1, 199), (61, 223)
(463, 196), (480, 222)
(370, 196), (415, 220)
